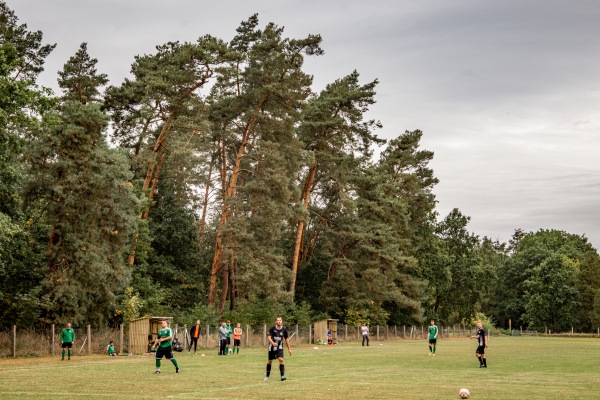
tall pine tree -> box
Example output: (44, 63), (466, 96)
(31, 44), (137, 326)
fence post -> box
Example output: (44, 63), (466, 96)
(421, 326), (424, 340)
(12, 325), (16, 358)
(205, 325), (210, 348)
(119, 324), (124, 354)
(295, 325), (298, 343)
(376, 325), (380, 341)
(245, 325), (249, 347)
(183, 324), (187, 350)
(51, 324), (55, 356)
(263, 324), (267, 346)
(309, 324), (312, 344)
(87, 325), (91, 354)
(403, 325), (406, 339)
(345, 325), (348, 341)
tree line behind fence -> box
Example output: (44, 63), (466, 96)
(2, 324), (598, 358)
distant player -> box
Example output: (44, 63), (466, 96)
(428, 319), (438, 356)
(264, 316), (292, 381)
(188, 320), (201, 354)
(470, 321), (488, 368)
(151, 319), (180, 374)
(225, 320), (233, 354)
(60, 322), (75, 361)
(233, 323), (243, 355)
(218, 322), (228, 355)
(107, 340), (118, 356)
(361, 322), (369, 346)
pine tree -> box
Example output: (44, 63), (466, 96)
(206, 17), (323, 309)
(104, 36), (227, 266)
(30, 44), (137, 326)
(0, 1), (55, 328)
(290, 71), (383, 298)
(57, 42), (108, 104)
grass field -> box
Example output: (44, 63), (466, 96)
(0, 336), (598, 399)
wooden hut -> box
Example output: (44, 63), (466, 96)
(313, 319), (339, 344)
(129, 316), (173, 354)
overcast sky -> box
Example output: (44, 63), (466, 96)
(9, 0), (600, 249)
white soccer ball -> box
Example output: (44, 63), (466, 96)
(313, 346), (319, 350)
(459, 388), (470, 398)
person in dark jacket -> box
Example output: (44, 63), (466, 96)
(188, 320), (202, 354)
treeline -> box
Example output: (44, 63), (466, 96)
(1, 2), (599, 332)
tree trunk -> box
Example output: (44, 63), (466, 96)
(219, 263), (229, 315)
(229, 257), (237, 311)
(143, 150), (165, 219)
(128, 112), (175, 266)
(197, 147), (216, 250)
(208, 96), (268, 305)
(290, 160), (318, 297)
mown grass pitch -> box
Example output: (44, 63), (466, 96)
(0, 336), (598, 399)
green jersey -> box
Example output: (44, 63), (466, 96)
(60, 328), (75, 343)
(157, 327), (173, 348)
(225, 324), (232, 338)
(428, 325), (438, 339)
(107, 344), (116, 355)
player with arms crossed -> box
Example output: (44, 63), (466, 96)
(264, 316), (292, 381)
(428, 319), (438, 356)
(470, 321), (488, 368)
(151, 320), (180, 374)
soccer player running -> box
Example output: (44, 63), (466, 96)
(265, 316), (292, 381)
(151, 320), (180, 374)
(60, 322), (75, 361)
(470, 321), (488, 368)
(428, 319), (438, 356)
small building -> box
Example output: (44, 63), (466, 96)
(313, 319), (339, 344)
(129, 316), (173, 354)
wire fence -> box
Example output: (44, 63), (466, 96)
(1, 323), (598, 358)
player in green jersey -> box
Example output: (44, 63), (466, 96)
(151, 320), (180, 374)
(428, 319), (438, 356)
(60, 322), (75, 361)
(225, 320), (233, 354)
(107, 341), (117, 356)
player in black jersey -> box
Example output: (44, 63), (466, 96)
(264, 316), (292, 381)
(470, 321), (488, 368)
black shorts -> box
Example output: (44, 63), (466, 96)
(61, 342), (73, 349)
(226, 337), (231, 345)
(155, 346), (174, 360)
(268, 349), (284, 360)
(234, 339), (241, 347)
(476, 345), (485, 355)
(429, 338), (437, 345)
